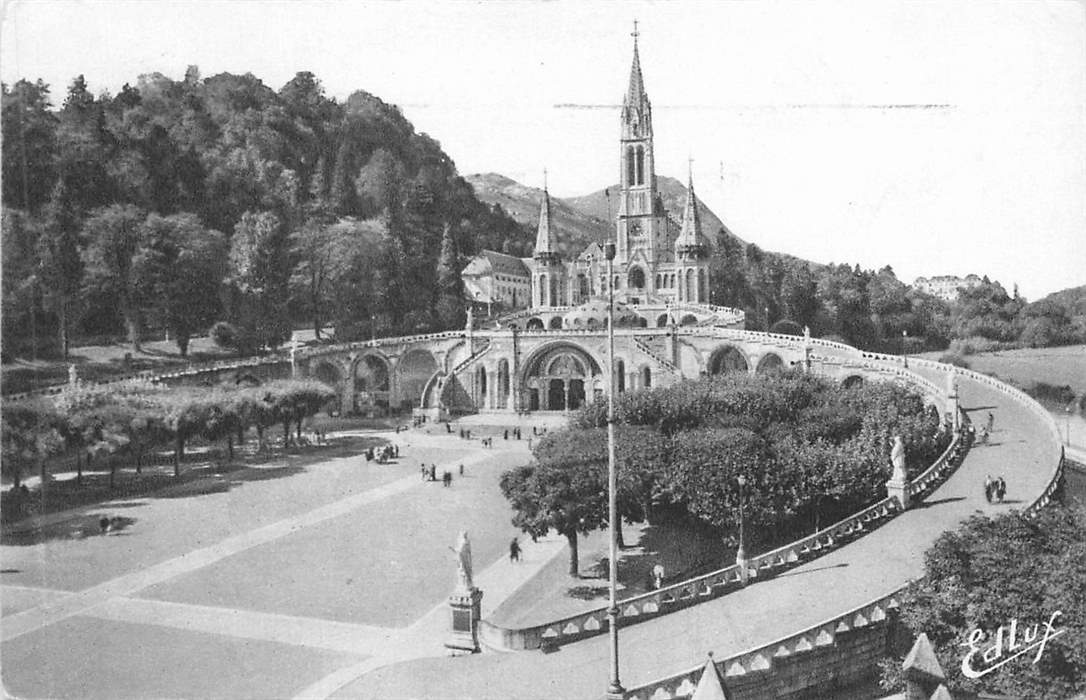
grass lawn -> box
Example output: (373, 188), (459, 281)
(923, 344), (1086, 396)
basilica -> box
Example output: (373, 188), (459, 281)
(462, 31), (717, 326)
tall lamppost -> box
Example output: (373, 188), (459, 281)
(370, 314), (377, 346)
(604, 240), (624, 700)
(902, 330), (909, 368)
(736, 475), (748, 585)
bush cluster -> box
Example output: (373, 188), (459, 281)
(502, 371), (951, 574)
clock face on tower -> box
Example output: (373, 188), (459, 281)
(627, 218), (642, 237)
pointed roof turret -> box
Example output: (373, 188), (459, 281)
(533, 172), (559, 261)
(691, 653), (731, 700)
(676, 161), (706, 252)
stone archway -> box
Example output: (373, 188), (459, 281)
(354, 354), (391, 411)
(708, 345), (749, 374)
(680, 314), (698, 326)
(312, 360), (346, 413)
(755, 353), (784, 374)
(521, 342), (601, 412)
(397, 349), (439, 409)
(526, 317), (544, 331)
(842, 375), (865, 390)
(656, 314), (669, 327)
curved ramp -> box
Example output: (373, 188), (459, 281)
(331, 368), (1062, 699)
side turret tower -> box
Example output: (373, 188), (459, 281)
(531, 176), (564, 307)
(674, 164), (711, 303)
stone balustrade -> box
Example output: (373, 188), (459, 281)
(623, 589), (905, 700)
(479, 408), (968, 652)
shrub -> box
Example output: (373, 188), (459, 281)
(210, 321), (239, 349)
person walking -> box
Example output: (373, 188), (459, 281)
(996, 477), (1006, 503)
(421, 465), (428, 481)
(987, 412), (995, 433)
(458, 463), (464, 476)
(430, 465), (437, 481)
(652, 563), (665, 589)
(984, 475), (994, 503)
(509, 537), (521, 563)
(443, 471), (452, 487)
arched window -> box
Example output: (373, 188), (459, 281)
(686, 269), (695, 301)
(578, 274), (589, 300)
(635, 146), (645, 185)
(642, 366), (652, 388)
(549, 276), (559, 306)
(538, 275), (546, 306)
(655, 273), (662, 289)
(628, 267), (645, 289)
(626, 146), (636, 186)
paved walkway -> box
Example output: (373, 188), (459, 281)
(331, 371), (1060, 699)
(1, 425), (572, 699)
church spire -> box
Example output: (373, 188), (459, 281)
(626, 21), (645, 106)
(676, 160), (704, 250)
(534, 173), (559, 261)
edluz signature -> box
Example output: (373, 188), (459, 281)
(960, 611), (1065, 679)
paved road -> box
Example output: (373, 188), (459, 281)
(333, 371), (1059, 699)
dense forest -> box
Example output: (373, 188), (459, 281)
(2, 69), (1083, 364)
(1, 69), (527, 359)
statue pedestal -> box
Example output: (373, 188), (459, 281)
(445, 587), (483, 654)
(886, 478), (911, 510)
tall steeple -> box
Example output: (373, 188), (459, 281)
(675, 160), (705, 253)
(534, 171), (559, 261)
(626, 21), (646, 107)
(617, 21), (659, 265)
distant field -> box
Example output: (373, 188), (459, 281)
(922, 345), (1086, 395)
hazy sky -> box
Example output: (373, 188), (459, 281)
(3, 0), (1084, 299)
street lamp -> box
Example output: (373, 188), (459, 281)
(1067, 404), (1075, 446)
(604, 241), (624, 700)
(902, 330), (909, 368)
(736, 475), (748, 585)
(370, 314), (377, 346)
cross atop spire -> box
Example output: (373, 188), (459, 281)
(631, 19), (639, 41)
(543, 167), (548, 192)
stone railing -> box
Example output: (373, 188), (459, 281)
(624, 589), (905, 700)
(451, 340), (492, 375)
(633, 338), (680, 375)
(480, 410), (967, 652)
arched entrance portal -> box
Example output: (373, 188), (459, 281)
(708, 345), (749, 374)
(523, 344), (601, 411)
(628, 267), (645, 289)
(397, 349), (439, 409)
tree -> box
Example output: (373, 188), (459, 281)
(37, 179), (84, 358)
(1, 402), (66, 492)
(434, 223), (464, 328)
(2, 79), (57, 212)
(82, 204), (147, 350)
(500, 431), (607, 576)
(134, 213), (227, 355)
(227, 210), (291, 351)
(884, 507), (1086, 699)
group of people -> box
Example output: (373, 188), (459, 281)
(421, 462), (464, 486)
(984, 474), (1008, 503)
(365, 444), (398, 463)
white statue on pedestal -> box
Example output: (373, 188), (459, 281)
(890, 436), (907, 482)
(452, 530), (474, 592)
(68, 364), (78, 386)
